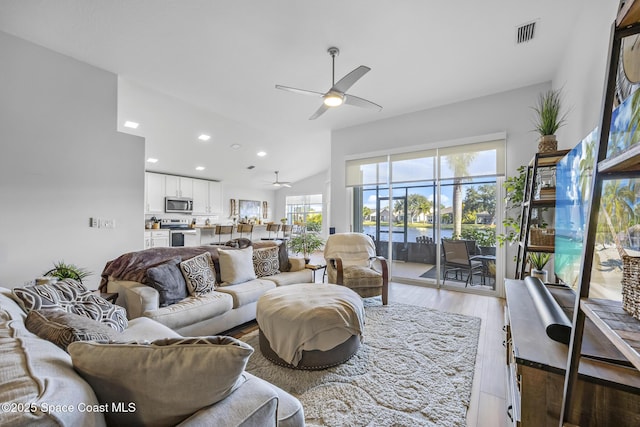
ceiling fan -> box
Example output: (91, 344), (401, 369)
(272, 171), (291, 188)
(275, 46), (382, 120)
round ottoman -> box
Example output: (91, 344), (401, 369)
(256, 283), (364, 370)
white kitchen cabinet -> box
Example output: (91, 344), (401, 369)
(192, 178), (223, 215)
(150, 230), (169, 248)
(144, 231), (152, 249)
(165, 175), (193, 198)
(145, 172), (165, 214)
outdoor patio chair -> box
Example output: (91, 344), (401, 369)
(324, 233), (388, 305)
(441, 239), (485, 287)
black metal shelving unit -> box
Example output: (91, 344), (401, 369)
(560, 2), (640, 424)
(515, 150), (569, 280)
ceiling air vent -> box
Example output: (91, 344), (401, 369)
(516, 21), (536, 44)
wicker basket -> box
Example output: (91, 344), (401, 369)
(538, 135), (558, 153)
(530, 227), (555, 246)
(622, 255), (640, 320)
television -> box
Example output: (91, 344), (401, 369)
(554, 129), (597, 288)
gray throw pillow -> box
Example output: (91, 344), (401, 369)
(25, 309), (117, 351)
(146, 258), (188, 306)
(68, 336), (254, 427)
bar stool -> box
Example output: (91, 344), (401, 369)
(261, 223), (280, 240)
(215, 225), (234, 244)
(281, 224), (293, 239)
(237, 223), (254, 241)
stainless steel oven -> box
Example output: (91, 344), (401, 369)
(170, 229), (199, 247)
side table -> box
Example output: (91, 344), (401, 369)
(305, 264), (327, 283)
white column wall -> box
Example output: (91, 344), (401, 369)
(0, 31), (145, 289)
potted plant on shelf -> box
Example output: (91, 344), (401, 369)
(43, 261), (92, 284)
(528, 252), (551, 283)
(532, 88), (568, 153)
(288, 231), (325, 263)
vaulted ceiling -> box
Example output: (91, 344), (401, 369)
(0, 0), (586, 189)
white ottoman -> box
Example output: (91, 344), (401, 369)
(256, 283), (365, 370)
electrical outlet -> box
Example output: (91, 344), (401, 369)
(90, 217), (100, 228)
(101, 219), (116, 229)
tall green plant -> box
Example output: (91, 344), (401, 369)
(497, 165), (527, 246)
(532, 89), (567, 136)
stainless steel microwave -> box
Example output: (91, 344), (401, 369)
(165, 197), (193, 214)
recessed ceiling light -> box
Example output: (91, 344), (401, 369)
(257, 151), (267, 157)
(124, 121), (139, 129)
(195, 166), (206, 171)
(198, 134), (211, 141)
(146, 158), (158, 163)
(231, 143), (241, 149)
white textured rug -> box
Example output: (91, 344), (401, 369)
(242, 301), (481, 427)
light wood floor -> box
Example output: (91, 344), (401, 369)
(230, 281), (507, 427)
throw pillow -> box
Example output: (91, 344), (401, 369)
(25, 309), (117, 351)
(13, 279), (91, 312)
(146, 258), (188, 306)
(217, 247), (257, 285)
(70, 294), (128, 332)
(180, 252), (216, 296)
(252, 246), (281, 278)
(68, 336), (254, 427)
(13, 279), (128, 332)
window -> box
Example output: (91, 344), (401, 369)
(285, 194), (323, 232)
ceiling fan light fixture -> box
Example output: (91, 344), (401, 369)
(323, 92), (344, 107)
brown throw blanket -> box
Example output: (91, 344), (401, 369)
(99, 241), (288, 292)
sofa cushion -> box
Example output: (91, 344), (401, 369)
(25, 309), (117, 351)
(218, 247), (257, 285)
(146, 258), (188, 306)
(68, 336), (254, 427)
(262, 268), (314, 286)
(14, 280), (128, 332)
(253, 246), (281, 278)
(180, 252), (216, 296)
(143, 291), (234, 330)
(0, 290), (106, 427)
(215, 279), (277, 308)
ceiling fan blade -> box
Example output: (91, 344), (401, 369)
(282, 183), (292, 188)
(331, 66), (370, 93)
(309, 103), (329, 120)
(344, 94), (383, 111)
(275, 85), (324, 97)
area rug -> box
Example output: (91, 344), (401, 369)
(241, 302), (481, 426)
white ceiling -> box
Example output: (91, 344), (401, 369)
(0, 0), (586, 189)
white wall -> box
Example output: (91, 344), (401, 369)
(330, 82), (551, 233)
(553, 1), (619, 148)
(0, 31), (145, 290)
(220, 184), (275, 224)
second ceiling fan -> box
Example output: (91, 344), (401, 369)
(276, 47), (382, 120)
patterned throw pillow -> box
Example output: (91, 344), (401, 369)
(180, 252), (216, 296)
(252, 246), (281, 278)
(25, 309), (117, 351)
(13, 279), (91, 311)
(70, 294), (128, 332)
(68, 336), (254, 427)
(13, 279), (128, 332)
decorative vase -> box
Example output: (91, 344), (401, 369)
(530, 269), (548, 283)
(538, 135), (558, 153)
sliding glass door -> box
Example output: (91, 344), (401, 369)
(348, 139), (504, 295)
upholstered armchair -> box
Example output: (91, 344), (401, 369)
(324, 233), (388, 305)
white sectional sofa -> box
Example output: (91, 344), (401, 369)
(102, 240), (312, 336)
